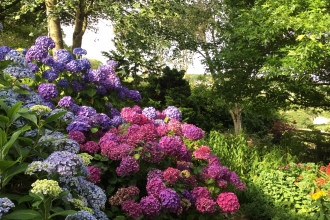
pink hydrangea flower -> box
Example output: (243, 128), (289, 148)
(146, 177), (166, 198)
(216, 192), (240, 214)
(195, 197), (217, 213)
(193, 145), (211, 160)
(80, 141), (100, 154)
(191, 187), (211, 200)
(163, 167), (181, 185)
(121, 200), (143, 219)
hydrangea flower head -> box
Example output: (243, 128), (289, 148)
(0, 197), (15, 218)
(163, 106), (182, 121)
(140, 195), (161, 218)
(31, 179), (63, 196)
(81, 141), (100, 154)
(146, 177), (166, 198)
(25, 45), (48, 62)
(159, 136), (182, 157)
(73, 47), (87, 56)
(142, 107), (157, 119)
(159, 188), (181, 214)
(68, 130), (86, 144)
(182, 123), (205, 140)
(116, 156), (140, 176)
(121, 200), (143, 219)
(196, 197), (217, 213)
(87, 165), (102, 183)
(193, 145), (211, 160)
(35, 36), (55, 49)
(54, 49), (74, 63)
(57, 79), (69, 88)
(216, 192), (240, 214)
(30, 105), (52, 115)
(77, 106), (96, 117)
(163, 167), (181, 185)
(66, 210), (97, 220)
(42, 69), (58, 82)
(66, 116), (91, 132)
(38, 83), (58, 100)
(58, 96), (74, 108)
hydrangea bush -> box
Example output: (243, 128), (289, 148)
(0, 32), (246, 219)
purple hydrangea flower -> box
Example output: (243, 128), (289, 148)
(54, 49), (74, 63)
(78, 59), (91, 71)
(28, 62), (39, 73)
(38, 83), (58, 100)
(76, 106), (96, 117)
(35, 36), (55, 49)
(41, 56), (55, 66)
(182, 123), (205, 140)
(68, 130), (86, 144)
(228, 171), (246, 190)
(182, 189), (196, 205)
(66, 116), (91, 132)
(107, 60), (118, 67)
(70, 80), (85, 93)
(140, 196), (161, 218)
(163, 106), (182, 121)
(127, 90), (142, 102)
(66, 59), (81, 73)
(142, 141), (164, 164)
(58, 96), (74, 108)
(96, 85), (107, 95)
(42, 69), (58, 82)
(142, 107), (157, 119)
(147, 169), (164, 181)
(52, 61), (66, 73)
(57, 79), (69, 88)
(159, 188), (181, 213)
(25, 45), (48, 62)
(73, 47), (87, 56)
(159, 136), (183, 157)
(116, 156), (140, 176)
(90, 113), (112, 130)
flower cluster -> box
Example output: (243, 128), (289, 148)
(31, 179), (63, 196)
(0, 197), (15, 218)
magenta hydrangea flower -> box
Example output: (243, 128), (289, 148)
(87, 165), (101, 184)
(38, 83), (58, 100)
(182, 123), (205, 140)
(81, 141), (100, 154)
(159, 188), (182, 213)
(193, 145), (211, 160)
(68, 130), (86, 144)
(137, 123), (158, 142)
(142, 141), (164, 164)
(159, 136), (183, 157)
(195, 197), (217, 213)
(121, 200), (143, 219)
(156, 123), (168, 136)
(147, 169), (164, 181)
(216, 192), (240, 214)
(107, 143), (134, 161)
(100, 140), (118, 158)
(140, 195), (161, 218)
(116, 156), (140, 176)
(146, 177), (166, 198)
(163, 106), (182, 121)
(163, 167), (181, 185)
(58, 96), (74, 108)
(208, 154), (221, 166)
(191, 187), (211, 200)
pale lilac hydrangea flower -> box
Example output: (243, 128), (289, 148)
(159, 188), (181, 214)
(163, 106), (182, 121)
(35, 36), (55, 49)
(73, 47), (87, 56)
(58, 96), (74, 108)
(182, 123), (205, 140)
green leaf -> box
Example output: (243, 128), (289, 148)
(1, 129), (23, 158)
(0, 160), (18, 173)
(8, 102), (22, 122)
(0, 115), (9, 123)
(133, 153), (140, 160)
(86, 88), (97, 97)
(2, 210), (42, 219)
(0, 128), (7, 149)
(18, 112), (37, 126)
(114, 216), (126, 220)
(49, 210), (77, 218)
(1, 162), (29, 188)
(91, 127), (99, 133)
(18, 195), (34, 204)
(43, 111), (66, 124)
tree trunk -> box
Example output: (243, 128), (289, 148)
(45, 0), (64, 50)
(72, 0), (88, 51)
(229, 103), (243, 135)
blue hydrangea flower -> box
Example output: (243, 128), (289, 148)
(42, 56), (55, 66)
(78, 59), (91, 71)
(3, 66), (35, 79)
(49, 109), (75, 123)
(76, 178), (107, 210)
(0, 197), (15, 218)
(73, 48), (87, 56)
(54, 49), (74, 63)
(25, 161), (56, 175)
(42, 69), (59, 82)
(0, 46), (11, 54)
(66, 210), (97, 220)
(127, 90), (142, 102)
(57, 79), (69, 88)
(90, 113), (112, 130)
(52, 61), (66, 73)
(110, 115), (124, 127)
(28, 62), (39, 73)
(44, 151), (87, 178)
(70, 80), (85, 93)
(35, 36), (55, 49)
(53, 138), (80, 153)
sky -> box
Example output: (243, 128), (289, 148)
(62, 20), (205, 74)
